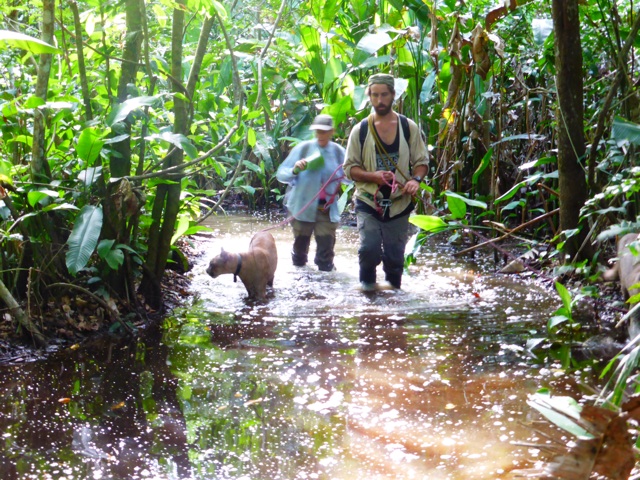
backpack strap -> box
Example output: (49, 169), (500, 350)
(399, 114), (410, 144)
(359, 114), (411, 151)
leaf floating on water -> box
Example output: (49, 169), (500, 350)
(512, 392), (635, 479)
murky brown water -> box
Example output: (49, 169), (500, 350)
(0, 214), (600, 479)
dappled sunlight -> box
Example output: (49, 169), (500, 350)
(0, 215), (588, 479)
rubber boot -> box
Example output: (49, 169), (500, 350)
(292, 235), (311, 266)
(315, 235), (336, 271)
(385, 272), (402, 289)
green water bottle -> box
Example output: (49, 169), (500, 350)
(305, 150), (325, 171)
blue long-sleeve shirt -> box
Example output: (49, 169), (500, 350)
(276, 140), (346, 223)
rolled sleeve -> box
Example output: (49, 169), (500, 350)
(343, 124), (363, 181)
(276, 143), (304, 184)
(408, 120), (429, 169)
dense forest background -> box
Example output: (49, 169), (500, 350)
(0, 0), (638, 348)
(4, 1), (640, 474)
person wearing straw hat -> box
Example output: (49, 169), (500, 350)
(277, 114), (347, 272)
(343, 73), (429, 291)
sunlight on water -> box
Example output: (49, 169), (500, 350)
(174, 215), (577, 479)
(0, 214), (599, 480)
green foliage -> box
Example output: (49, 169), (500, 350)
(66, 205), (103, 276)
(527, 390), (594, 439)
(0, 29), (60, 54)
(0, 0), (636, 336)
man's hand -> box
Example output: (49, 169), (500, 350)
(372, 170), (395, 186)
(293, 159), (308, 174)
(402, 178), (421, 196)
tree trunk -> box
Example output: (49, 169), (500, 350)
(139, 2), (187, 309)
(138, 9), (215, 309)
(111, 0), (143, 179)
(102, 0), (144, 301)
(31, 0), (54, 183)
(552, 0), (590, 260)
(71, 0), (92, 121)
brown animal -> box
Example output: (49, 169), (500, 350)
(206, 231), (277, 301)
(603, 233), (640, 338)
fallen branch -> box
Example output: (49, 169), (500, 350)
(0, 278), (46, 347)
(453, 208), (560, 257)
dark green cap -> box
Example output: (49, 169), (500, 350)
(367, 73), (395, 89)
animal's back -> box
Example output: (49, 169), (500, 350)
(250, 231), (278, 276)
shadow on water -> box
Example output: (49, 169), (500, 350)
(0, 214), (601, 479)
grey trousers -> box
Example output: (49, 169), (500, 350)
(356, 211), (410, 287)
(291, 208), (338, 271)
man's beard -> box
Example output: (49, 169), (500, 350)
(373, 103), (393, 116)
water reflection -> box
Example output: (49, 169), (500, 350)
(0, 214), (594, 479)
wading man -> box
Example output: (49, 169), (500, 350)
(277, 114), (346, 272)
(343, 73), (429, 291)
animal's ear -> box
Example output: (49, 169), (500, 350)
(220, 247), (226, 253)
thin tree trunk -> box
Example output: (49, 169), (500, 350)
(111, 0), (143, 178)
(102, 0), (144, 301)
(552, 0), (590, 260)
(139, 1), (187, 308)
(31, 0), (54, 183)
(71, 0), (92, 121)
(0, 278), (46, 347)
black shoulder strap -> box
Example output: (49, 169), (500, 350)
(399, 114), (410, 144)
(359, 118), (369, 151)
(359, 114), (410, 150)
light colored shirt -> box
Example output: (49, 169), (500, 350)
(343, 114), (429, 218)
(277, 140), (346, 223)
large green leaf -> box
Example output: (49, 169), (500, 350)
(472, 148), (493, 185)
(356, 32), (394, 55)
(300, 25), (325, 84)
(555, 281), (572, 312)
(611, 117), (640, 146)
(409, 214), (448, 232)
(311, 0), (340, 32)
(66, 205), (104, 276)
(446, 194), (466, 219)
(146, 132), (198, 159)
(324, 95), (353, 126)
(107, 95), (164, 126)
(77, 127), (105, 164)
(527, 392), (594, 439)
(400, 0), (431, 25)
(445, 191), (487, 209)
(0, 30), (60, 54)
(27, 189), (59, 208)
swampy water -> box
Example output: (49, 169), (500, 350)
(0, 214), (601, 480)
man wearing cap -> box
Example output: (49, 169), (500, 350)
(277, 114), (347, 271)
(343, 73), (429, 291)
